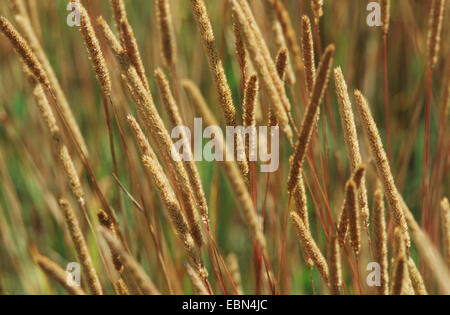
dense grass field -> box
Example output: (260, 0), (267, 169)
(0, 0), (448, 295)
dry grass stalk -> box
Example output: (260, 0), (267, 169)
(110, 0), (126, 29)
(31, 80), (85, 206)
(292, 173), (314, 268)
(232, 13), (247, 78)
(100, 227), (161, 295)
(334, 67), (369, 224)
(97, 16), (126, 61)
(291, 212), (329, 284)
(14, 15), (88, 156)
(272, 0), (304, 79)
(155, 68), (209, 220)
(231, 4), (292, 142)
(97, 209), (123, 273)
(182, 80), (266, 250)
(354, 90), (409, 243)
(391, 227), (410, 295)
(34, 253), (86, 295)
(441, 197), (450, 268)
(227, 253), (244, 294)
(242, 74), (258, 161)
(311, 0), (324, 24)
(301, 15), (316, 95)
(372, 188), (389, 295)
(287, 44), (335, 193)
(336, 167), (364, 244)
(380, 0), (390, 36)
(190, 0), (248, 177)
(262, 0), (295, 85)
(109, 0), (149, 91)
(119, 18), (150, 91)
(407, 257), (428, 295)
(427, 0), (446, 68)
(59, 199), (102, 295)
(346, 180), (360, 254)
(275, 48), (288, 81)
(328, 235), (342, 295)
(77, 4), (111, 96)
(0, 16), (50, 90)
(186, 263), (210, 295)
(156, 0), (177, 68)
(235, 0), (293, 115)
(127, 115), (207, 279)
(122, 66), (203, 248)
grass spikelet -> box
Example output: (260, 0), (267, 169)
(242, 74), (258, 161)
(334, 68), (369, 224)
(227, 253), (243, 294)
(100, 227), (161, 295)
(427, 0), (446, 69)
(115, 278), (129, 295)
(275, 48), (288, 80)
(261, 0), (295, 85)
(59, 199), (103, 295)
(290, 212), (329, 284)
(127, 115), (207, 278)
(34, 253), (86, 295)
(380, 0), (390, 36)
(354, 90), (409, 243)
(391, 227), (410, 295)
(0, 16), (50, 90)
(189, 0), (237, 129)
(346, 180), (360, 254)
(231, 4), (292, 142)
(186, 263), (210, 295)
(272, 0), (303, 78)
(155, 68), (209, 220)
(441, 197), (450, 267)
(77, 4), (111, 96)
(287, 44), (335, 194)
(32, 81), (85, 206)
(123, 66), (203, 248)
(235, 0), (293, 114)
(328, 235), (342, 295)
(311, 0), (324, 24)
(407, 257), (428, 295)
(156, 0), (177, 68)
(97, 209), (123, 273)
(301, 15), (316, 95)
(190, 0), (247, 176)
(183, 80), (266, 250)
(232, 13), (247, 79)
(119, 18), (150, 91)
(14, 14), (88, 157)
(372, 188), (389, 295)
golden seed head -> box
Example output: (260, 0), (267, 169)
(0, 16), (50, 90)
(290, 211), (329, 284)
(311, 0), (324, 23)
(287, 44), (335, 193)
(380, 0), (390, 36)
(78, 5), (111, 95)
(427, 0), (445, 68)
(156, 0), (177, 68)
(275, 48), (288, 80)
(302, 15), (316, 96)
